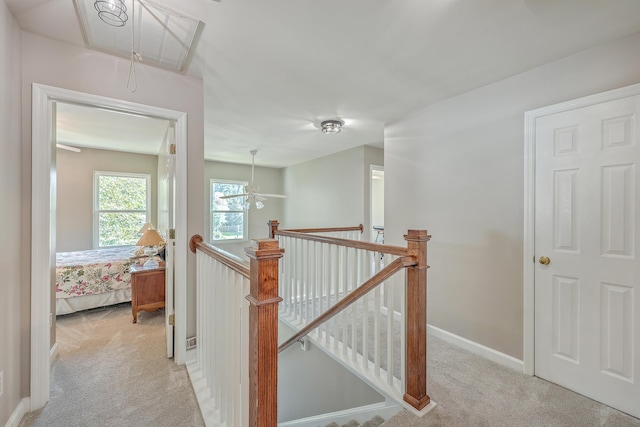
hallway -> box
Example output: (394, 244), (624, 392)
(19, 304), (203, 427)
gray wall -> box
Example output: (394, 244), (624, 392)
(0, 1), (22, 424)
(283, 145), (383, 241)
(385, 31), (640, 360)
(203, 160), (284, 259)
(56, 147), (159, 252)
(278, 321), (383, 422)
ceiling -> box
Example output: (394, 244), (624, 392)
(7, 0), (640, 167)
(56, 102), (171, 154)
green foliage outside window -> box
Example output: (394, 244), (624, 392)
(211, 180), (246, 241)
(96, 174), (149, 247)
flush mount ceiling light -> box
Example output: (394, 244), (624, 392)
(94, 0), (128, 27)
(320, 119), (344, 134)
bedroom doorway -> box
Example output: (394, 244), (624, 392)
(54, 103), (175, 350)
(30, 84), (189, 410)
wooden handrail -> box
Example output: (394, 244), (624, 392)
(189, 234), (250, 279)
(274, 230), (409, 257)
(281, 224), (364, 234)
(268, 220), (363, 239)
(278, 255), (417, 353)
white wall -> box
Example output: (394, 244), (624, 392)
(20, 32), (204, 392)
(56, 147), (159, 252)
(0, 1), (22, 424)
(203, 160), (284, 258)
(283, 145), (383, 241)
(385, 31), (640, 359)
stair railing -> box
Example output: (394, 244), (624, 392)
(188, 235), (283, 427)
(269, 220), (431, 414)
(188, 222), (430, 427)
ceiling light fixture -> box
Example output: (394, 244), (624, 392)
(94, 0), (128, 27)
(320, 119), (344, 134)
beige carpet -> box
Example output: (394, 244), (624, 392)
(383, 334), (640, 427)
(18, 302), (640, 427)
(19, 303), (204, 427)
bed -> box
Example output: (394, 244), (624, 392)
(55, 246), (147, 315)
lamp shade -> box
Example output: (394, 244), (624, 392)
(136, 229), (164, 247)
(138, 222), (156, 233)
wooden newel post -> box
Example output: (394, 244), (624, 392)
(245, 239), (284, 427)
(403, 229), (431, 411)
(268, 220), (280, 238)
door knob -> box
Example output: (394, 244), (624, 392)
(538, 256), (551, 265)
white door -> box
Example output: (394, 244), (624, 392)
(534, 94), (640, 418)
(158, 124), (176, 358)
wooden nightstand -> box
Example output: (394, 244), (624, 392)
(130, 263), (166, 323)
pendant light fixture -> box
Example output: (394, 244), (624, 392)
(94, 0), (128, 27)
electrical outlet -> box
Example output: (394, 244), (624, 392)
(0, 370), (4, 397)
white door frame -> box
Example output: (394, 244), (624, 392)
(523, 82), (640, 376)
(30, 84), (189, 409)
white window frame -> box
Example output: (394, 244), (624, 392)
(94, 171), (151, 248)
(210, 178), (248, 243)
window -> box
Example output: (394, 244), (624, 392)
(94, 172), (150, 247)
(210, 179), (247, 242)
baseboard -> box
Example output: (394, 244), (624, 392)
(186, 360), (216, 427)
(185, 347), (197, 364)
(5, 397), (30, 427)
(49, 343), (59, 365)
(427, 324), (524, 372)
(278, 401), (402, 427)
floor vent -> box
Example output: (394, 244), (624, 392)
(186, 336), (197, 350)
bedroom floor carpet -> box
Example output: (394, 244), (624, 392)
(19, 304), (204, 427)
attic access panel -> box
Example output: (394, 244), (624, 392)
(75, 0), (200, 72)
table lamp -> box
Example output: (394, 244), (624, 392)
(136, 227), (164, 268)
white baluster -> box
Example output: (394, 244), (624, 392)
(333, 244), (340, 351)
(361, 250), (369, 370)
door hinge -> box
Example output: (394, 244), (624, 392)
(169, 228), (175, 239)
(169, 144), (176, 155)
(168, 314), (175, 326)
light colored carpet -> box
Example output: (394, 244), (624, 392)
(19, 303), (204, 427)
(19, 302), (640, 427)
(383, 333), (640, 427)
(296, 296), (640, 427)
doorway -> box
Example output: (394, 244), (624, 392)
(30, 84), (188, 410)
(524, 82), (640, 418)
(370, 165), (384, 243)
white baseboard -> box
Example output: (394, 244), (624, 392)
(185, 347), (197, 364)
(186, 360), (217, 427)
(5, 397), (30, 427)
(278, 401), (402, 427)
(427, 324), (523, 372)
(49, 343), (59, 365)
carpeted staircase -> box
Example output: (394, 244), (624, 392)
(323, 415), (385, 427)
